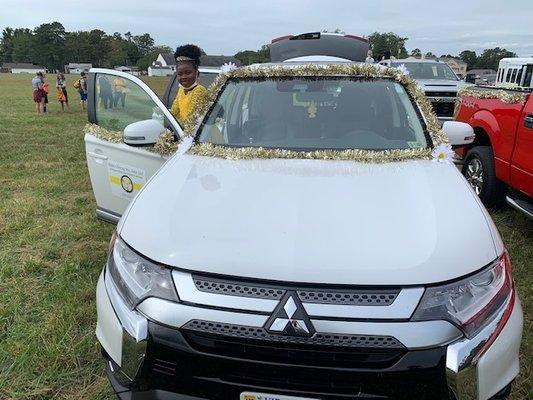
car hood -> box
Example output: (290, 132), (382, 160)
(119, 155), (497, 286)
(416, 79), (467, 91)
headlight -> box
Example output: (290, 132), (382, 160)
(107, 234), (178, 309)
(412, 253), (513, 338)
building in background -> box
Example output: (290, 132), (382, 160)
(439, 57), (467, 79)
(64, 63), (92, 74)
(114, 66), (140, 76)
(148, 53), (241, 76)
(1, 62), (45, 73)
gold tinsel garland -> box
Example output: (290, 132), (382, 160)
(84, 123), (123, 143)
(86, 64), (451, 162)
(188, 143), (433, 163)
(182, 64), (448, 163)
(457, 86), (528, 104)
(84, 123), (178, 157)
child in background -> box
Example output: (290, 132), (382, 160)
(41, 74), (49, 113)
(32, 72), (45, 114)
(79, 72), (88, 110)
(56, 73), (70, 112)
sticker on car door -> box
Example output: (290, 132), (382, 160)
(107, 160), (146, 199)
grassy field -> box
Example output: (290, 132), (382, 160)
(0, 72), (531, 399)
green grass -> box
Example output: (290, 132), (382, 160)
(0, 72), (531, 399)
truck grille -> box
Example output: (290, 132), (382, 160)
(425, 91), (457, 98)
(431, 101), (455, 118)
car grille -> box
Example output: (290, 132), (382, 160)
(193, 274), (400, 306)
(182, 321), (405, 369)
(184, 320), (403, 348)
(140, 323), (450, 399)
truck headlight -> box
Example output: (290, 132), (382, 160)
(107, 234), (178, 309)
(412, 253), (513, 338)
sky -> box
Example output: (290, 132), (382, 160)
(1, 0), (532, 57)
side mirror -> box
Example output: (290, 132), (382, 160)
(124, 119), (164, 146)
(442, 121), (475, 146)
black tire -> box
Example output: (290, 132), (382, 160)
(462, 146), (507, 208)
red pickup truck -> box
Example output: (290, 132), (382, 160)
(455, 88), (533, 218)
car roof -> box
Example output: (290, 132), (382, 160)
(248, 60), (363, 68)
(392, 59), (445, 64)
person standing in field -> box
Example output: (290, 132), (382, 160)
(32, 72), (45, 114)
(170, 44), (207, 125)
(98, 75), (114, 109)
(41, 74), (50, 113)
(78, 72), (88, 110)
(365, 50), (375, 64)
(56, 73), (70, 112)
(113, 77), (127, 108)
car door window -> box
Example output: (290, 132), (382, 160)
(95, 73), (166, 132)
(166, 72), (219, 109)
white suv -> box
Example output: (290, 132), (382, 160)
(86, 63), (523, 400)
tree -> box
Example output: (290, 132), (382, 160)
(368, 32), (408, 60)
(459, 50), (477, 70)
(475, 47), (517, 70)
(0, 27), (14, 62)
(64, 31), (92, 64)
(234, 44), (270, 65)
(11, 28), (33, 63)
(133, 33), (154, 58)
(105, 36), (129, 67)
(424, 51), (436, 59)
(87, 29), (109, 67)
(32, 22), (67, 70)
(410, 48), (421, 58)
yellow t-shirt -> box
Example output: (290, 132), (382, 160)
(170, 84), (207, 124)
(113, 78), (126, 93)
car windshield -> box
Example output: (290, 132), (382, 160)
(198, 78), (430, 151)
(393, 62), (458, 81)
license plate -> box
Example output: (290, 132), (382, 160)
(240, 393), (319, 400)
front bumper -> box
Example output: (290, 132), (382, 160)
(96, 271), (523, 400)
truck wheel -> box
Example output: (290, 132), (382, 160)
(462, 146), (507, 208)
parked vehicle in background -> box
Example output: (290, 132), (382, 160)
(465, 69), (497, 85)
(479, 74), (497, 86)
(495, 58), (533, 89)
(381, 58), (470, 124)
(455, 87), (533, 217)
(270, 31), (370, 62)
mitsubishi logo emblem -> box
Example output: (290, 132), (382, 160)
(265, 292), (315, 337)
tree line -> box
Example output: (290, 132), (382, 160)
(0, 24), (520, 73)
(235, 32), (519, 72)
(0, 22), (172, 71)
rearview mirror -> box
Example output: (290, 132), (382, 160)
(124, 119), (164, 146)
(442, 121), (475, 146)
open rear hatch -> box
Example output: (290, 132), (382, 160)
(270, 32), (370, 63)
